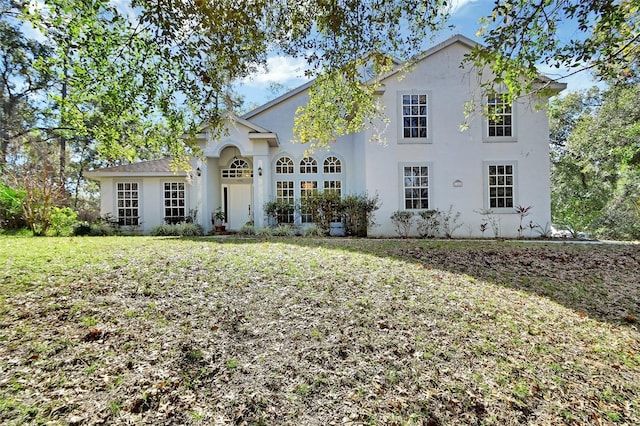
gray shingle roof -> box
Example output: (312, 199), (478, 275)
(84, 157), (188, 179)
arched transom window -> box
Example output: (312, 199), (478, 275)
(300, 157), (318, 173)
(222, 158), (252, 178)
(275, 156), (294, 174)
(323, 156), (342, 173)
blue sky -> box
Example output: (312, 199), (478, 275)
(235, 0), (599, 108)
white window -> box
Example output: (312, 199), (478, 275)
(323, 156), (342, 173)
(403, 166), (429, 209)
(276, 181), (295, 223)
(300, 181), (318, 222)
(300, 157), (318, 174)
(485, 93), (515, 141)
(163, 182), (185, 224)
(323, 180), (342, 196)
(222, 158), (252, 178)
(402, 94), (428, 139)
(116, 182), (139, 226)
(487, 164), (515, 209)
(276, 156), (294, 174)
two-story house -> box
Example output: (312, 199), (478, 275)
(85, 34), (565, 237)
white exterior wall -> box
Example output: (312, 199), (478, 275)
(362, 42), (552, 237)
(97, 176), (190, 233)
(91, 36), (556, 237)
(249, 91), (363, 196)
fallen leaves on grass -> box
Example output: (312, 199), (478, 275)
(0, 237), (638, 425)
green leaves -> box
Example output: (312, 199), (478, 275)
(550, 84), (640, 239)
(470, 0), (640, 98)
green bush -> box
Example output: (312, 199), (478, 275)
(264, 199), (296, 225)
(238, 223), (256, 235)
(89, 220), (121, 236)
(342, 192), (379, 237)
(73, 222), (93, 236)
(272, 224), (294, 236)
(302, 224), (323, 237)
(0, 182), (26, 229)
(300, 191), (343, 234)
(255, 227), (273, 237)
(150, 222), (203, 237)
(49, 207), (78, 237)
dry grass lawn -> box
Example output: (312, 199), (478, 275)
(0, 236), (639, 425)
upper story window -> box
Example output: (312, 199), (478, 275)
(300, 157), (318, 174)
(116, 182), (139, 226)
(487, 93), (513, 138)
(222, 158), (252, 178)
(276, 156), (294, 174)
(402, 94), (428, 139)
(323, 156), (342, 174)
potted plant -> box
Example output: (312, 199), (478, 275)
(212, 207), (226, 232)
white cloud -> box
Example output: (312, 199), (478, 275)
(243, 56), (310, 85)
(449, 0), (481, 13)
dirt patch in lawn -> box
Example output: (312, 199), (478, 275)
(0, 237), (638, 425)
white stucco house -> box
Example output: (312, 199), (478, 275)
(84, 34), (565, 237)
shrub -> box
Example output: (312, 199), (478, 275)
(440, 205), (463, 238)
(89, 214), (121, 236)
(176, 222), (204, 237)
(300, 191), (343, 234)
(0, 182), (26, 230)
(390, 211), (414, 238)
(49, 207), (78, 237)
(238, 223), (256, 235)
(150, 222), (203, 237)
(73, 222), (93, 236)
(416, 209), (441, 238)
(302, 224), (323, 237)
(255, 227), (273, 237)
(264, 199), (296, 226)
(150, 223), (173, 236)
(475, 208), (500, 238)
(343, 192), (380, 237)
(272, 224), (294, 236)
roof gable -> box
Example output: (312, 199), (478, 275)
(242, 34), (565, 119)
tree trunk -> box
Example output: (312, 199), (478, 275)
(59, 59), (68, 189)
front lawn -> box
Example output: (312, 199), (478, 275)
(0, 236), (638, 425)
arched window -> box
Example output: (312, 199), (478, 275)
(323, 156), (342, 173)
(222, 158), (252, 178)
(300, 157), (318, 174)
(275, 156), (294, 174)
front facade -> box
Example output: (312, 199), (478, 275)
(85, 35), (565, 238)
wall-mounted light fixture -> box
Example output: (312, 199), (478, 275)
(258, 166), (263, 176)
(452, 179), (463, 188)
(196, 167), (201, 177)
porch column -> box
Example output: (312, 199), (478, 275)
(253, 155), (269, 228)
(194, 158), (208, 231)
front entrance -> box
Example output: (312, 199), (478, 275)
(224, 184), (253, 231)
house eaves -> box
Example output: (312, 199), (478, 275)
(83, 157), (188, 179)
(193, 113), (280, 146)
(241, 34), (565, 115)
